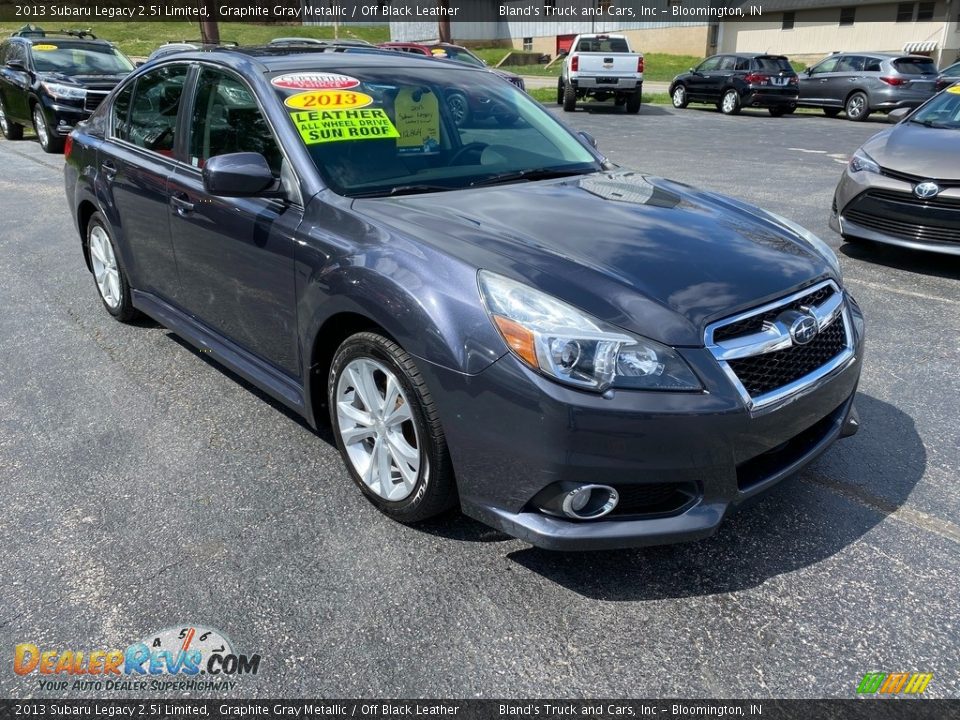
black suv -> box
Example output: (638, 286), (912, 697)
(669, 53), (799, 116)
(0, 27), (133, 152)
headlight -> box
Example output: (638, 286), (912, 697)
(478, 271), (702, 393)
(849, 148), (880, 174)
(41, 82), (86, 101)
(763, 210), (843, 280)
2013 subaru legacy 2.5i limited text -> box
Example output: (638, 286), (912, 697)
(64, 46), (864, 550)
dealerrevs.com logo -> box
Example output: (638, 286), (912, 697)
(14, 625), (261, 693)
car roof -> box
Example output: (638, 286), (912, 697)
(150, 45), (469, 73)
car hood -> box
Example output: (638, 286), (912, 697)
(862, 124), (960, 180)
(352, 172), (834, 346)
(37, 71), (127, 88)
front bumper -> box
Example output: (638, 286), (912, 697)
(418, 299), (865, 551)
(831, 168), (960, 255)
(39, 100), (91, 137)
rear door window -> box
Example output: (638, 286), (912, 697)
(718, 56), (737, 71)
(126, 64), (189, 156)
(864, 58), (883, 72)
(837, 56), (866, 72)
(893, 58), (938, 75)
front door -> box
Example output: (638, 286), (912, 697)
(167, 66), (302, 377)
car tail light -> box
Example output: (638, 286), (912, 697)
(64, 134), (74, 160)
(880, 76), (907, 86)
(571, 55), (579, 72)
(637, 57), (644, 73)
(744, 73), (768, 85)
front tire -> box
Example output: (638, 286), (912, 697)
(562, 84), (577, 112)
(87, 212), (139, 322)
(0, 97), (24, 140)
(32, 104), (64, 153)
(719, 89), (741, 115)
(329, 332), (457, 523)
(671, 85), (689, 109)
(845, 92), (870, 122)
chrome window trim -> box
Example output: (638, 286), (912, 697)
(705, 279), (855, 413)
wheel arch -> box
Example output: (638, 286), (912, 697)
(77, 199), (99, 271)
(844, 88), (870, 107)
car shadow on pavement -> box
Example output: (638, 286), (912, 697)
(576, 105), (672, 116)
(841, 240), (960, 281)
(505, 392), (926, 600)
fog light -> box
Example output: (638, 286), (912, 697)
(560, 485), (619, 520)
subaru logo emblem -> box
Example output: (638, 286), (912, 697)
(789, 314), (819, 346)
(914, 181), (940, 199)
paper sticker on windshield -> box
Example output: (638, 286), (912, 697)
(395, 88), (440, 155)
(948, 85), (960, 94)
(284, 90), (373, 110)
(271, 72), (359, 91)
(33, 44), (58, 51)
(292, 108), (399, 145)
(430, 48), (448, 58)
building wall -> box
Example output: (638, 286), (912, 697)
(720, 2), (959, 67)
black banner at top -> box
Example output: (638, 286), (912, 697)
(0, 0), (945, 24)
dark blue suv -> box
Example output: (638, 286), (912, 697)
(64, 46), (864, 550)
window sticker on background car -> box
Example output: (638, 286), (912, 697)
(33, 44), (57, 51)
(291, 108), (399, 145)
(271, 73), (360, 91)
(430, 48), (448, 58)
(394, 87), (440, 155)
(949, 85), (960, 95)
(284, 90), (374, 110)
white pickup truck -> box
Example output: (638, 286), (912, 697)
(558, 34), (644, 114)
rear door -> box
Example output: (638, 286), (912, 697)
(705, 55), (736, 101)
(166, 65), (302, 376)
(0, 43), (32, 123)
(96, 63), (190, 300)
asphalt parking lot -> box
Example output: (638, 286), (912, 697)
(1, 105), (959, 700)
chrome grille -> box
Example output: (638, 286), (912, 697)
(84, 91), (109, 113)
(705, 280), (854, 411)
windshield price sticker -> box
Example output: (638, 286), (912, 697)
(395, 88), (441, 155)
(271, 73), (360, 91)
(33, 44), (58, 51)
(948, 85), (960, 95)
(292, 108), (399, 145)
(284, 90), (373, 110)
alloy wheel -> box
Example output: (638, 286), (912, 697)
(0, 103), (8, 135)
(336, 357), (423, 502)
(672, 86), (686, 108)
(722, 91), (737, 114)
(89, 225), (121, 309)
(33, 107), (49, 149)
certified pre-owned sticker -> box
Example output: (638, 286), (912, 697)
(271, 72), (360, 91)
(284, 90), (373, 110)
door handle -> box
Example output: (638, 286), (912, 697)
(101, 161), (117, 181)
(170, 194), (194, 216)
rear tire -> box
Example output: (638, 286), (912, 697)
(445, 91), (470, 127)
(719, 89), (741, 115)
(32, 104), (64, 153)
(845, 92), (870, 122)
(86, 212), (140, 323)
(769, 106), (787, 117)
(556, 78), (564, 105)
(562, 84), (577, 112)
(823, 107), (842, 118)
(625, 88), (642, 114)
(329, 332), (458, 523)
(0, 97), (24, 140)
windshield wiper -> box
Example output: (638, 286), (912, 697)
(469, 167), (590, 188)
(909, 118), (950, 129)
(351, 184), (453, 198)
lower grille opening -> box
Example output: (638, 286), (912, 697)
(727, 317), (846, 397)
(736, 403), (844, 491)
(608, 482), (698, 517)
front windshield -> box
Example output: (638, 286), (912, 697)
(31, 43), (134, 76)
(433, 47), (484, 67)
(271, 66), (600, 197)
(910, 87), (960, 129)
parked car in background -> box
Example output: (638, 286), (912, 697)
(147, 40), (239, 63)
(559, 33), (644, 113)
(378, 41), (525, 125)
(831, 85), (960, 254)
(0, 27), (133, 152)
(669, 53), (799, 116)
(65, 47), (863, 550)
(935, 60), (960, 92)
(798, 52), (938, 121)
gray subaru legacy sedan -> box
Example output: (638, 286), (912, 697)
(64, 47), (864, 550)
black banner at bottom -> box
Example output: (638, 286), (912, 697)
(0, 700), (957, 720)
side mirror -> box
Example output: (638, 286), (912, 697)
(135, 60), (145, 68)
(578, 130), (598, 150)
(202, 152), (279, 198)
(888, 107), (911, 124)
(803, 67), (813, 76)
